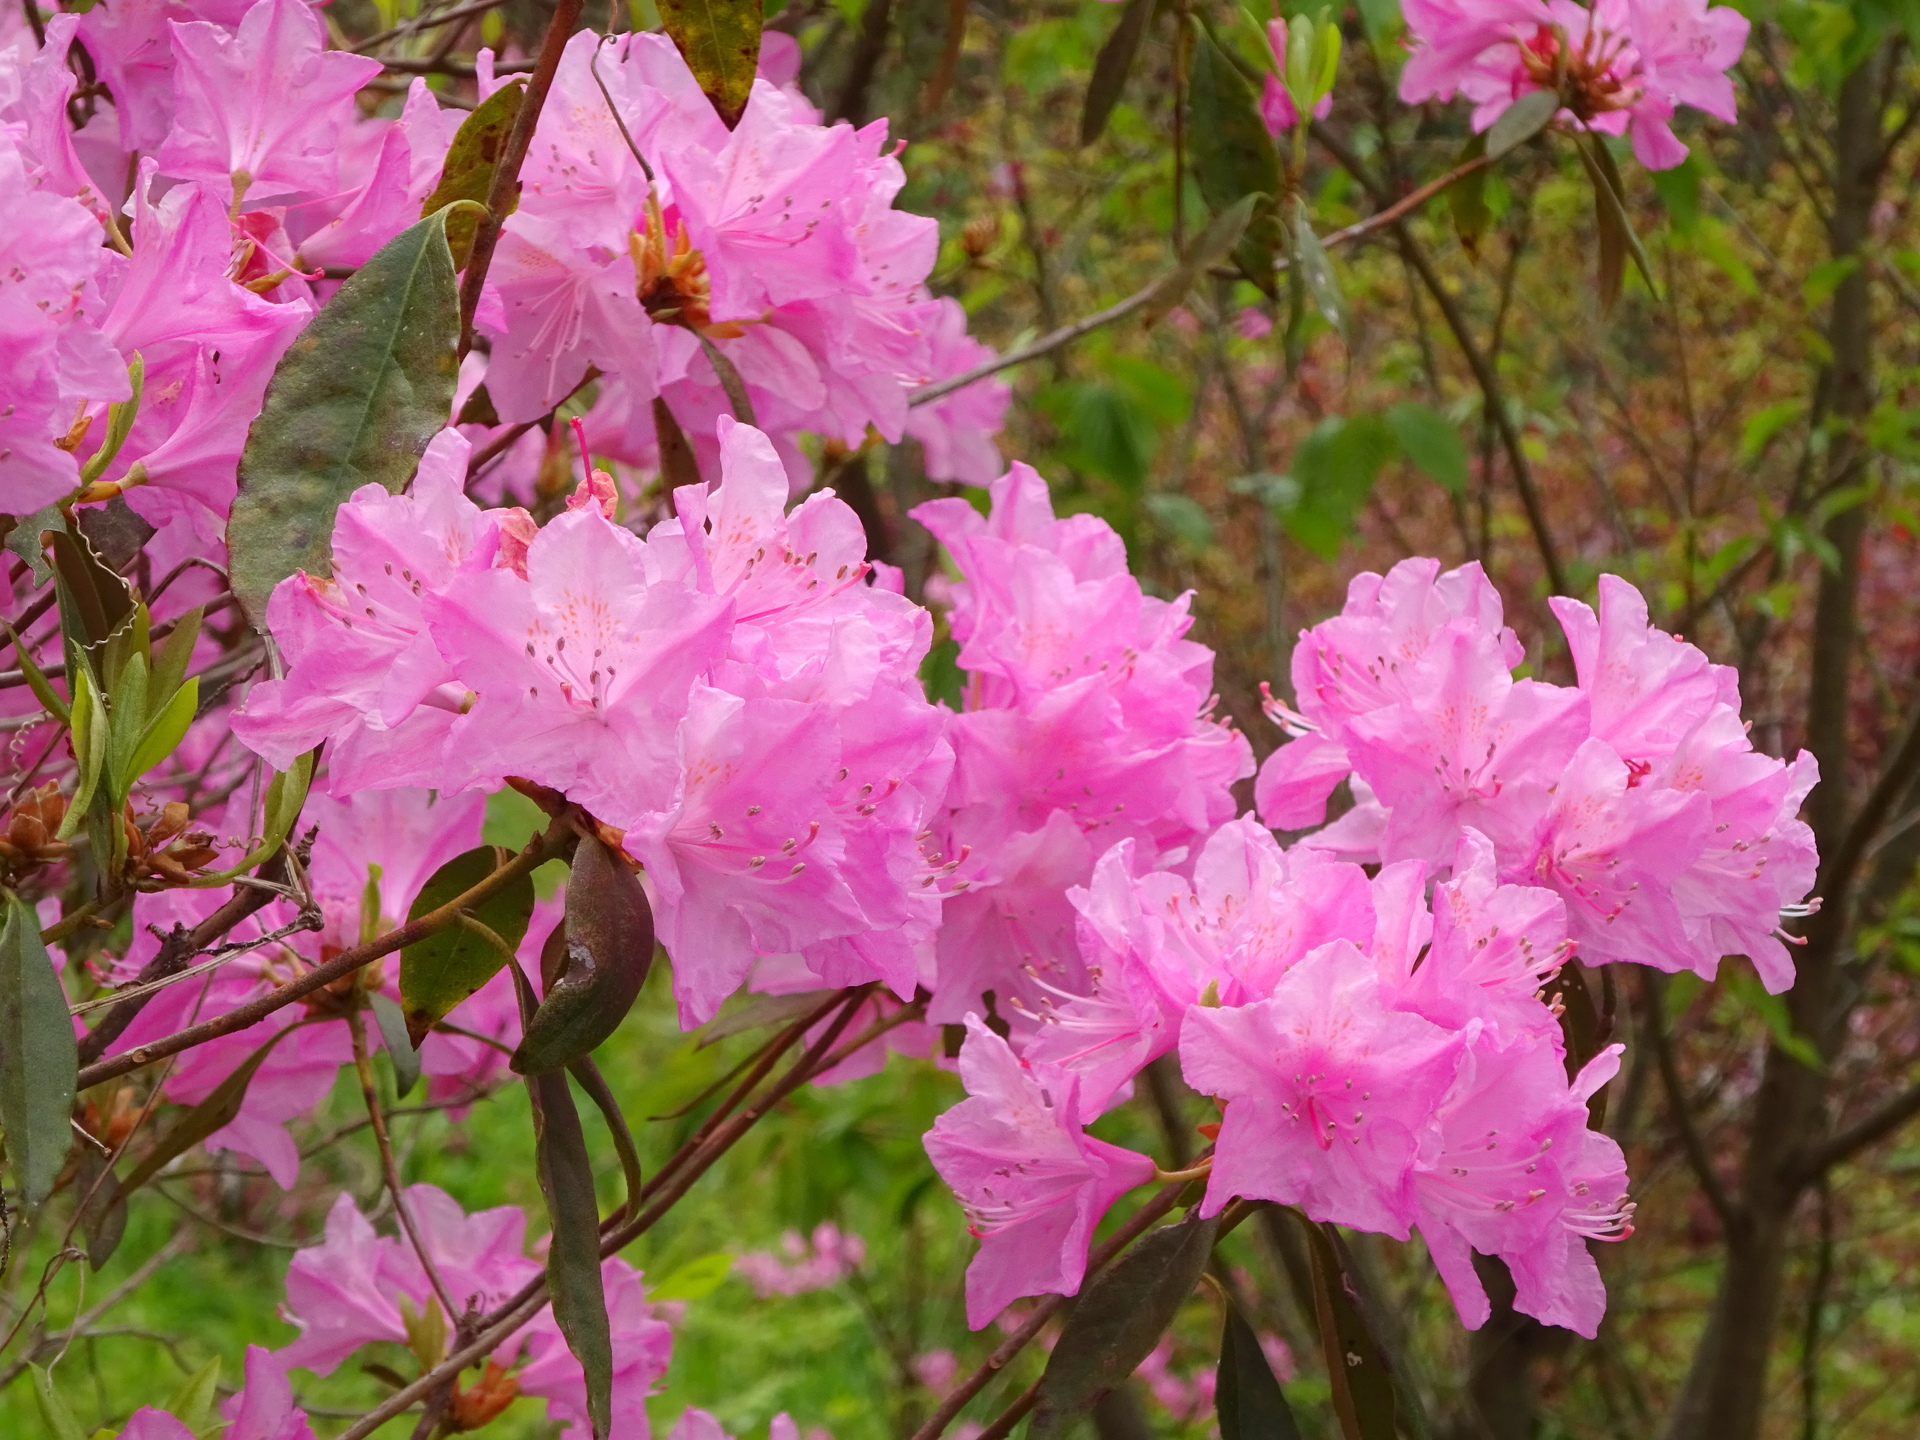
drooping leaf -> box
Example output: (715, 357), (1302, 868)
(421, 80), (527, 268)
(369, 992), (422, 1098)
(1577, 132), (1657, 315)
(1030, 1212), (1221, 1437)
(1217, 1300), (1302, 1440)
(74, 1151), (127, 1270)
(0, 895), (78, 1206)
(1291, 196), (1346, 338)
(119, 1024), (303, 1195)
(1185, 18), (1284, 297)
(569, 1055), (643, 1220)
(1385, 402), (1470, 494)
(697, 989), (833, 1048)
(513, 834), (655, 1075)
(529, 1065), (613, 1440)
(30, 1365), (87, 1440)
(648, 1251), (735, 1302)
(1485, 88), (1559, 160)
(1143, 194), (1260, 325)
(657, 0), (763, 129)
(1303, 1220), (1397, 1440)
(399, 845), (537, 1047)
(1081, 0), (1155, 146)
(228, 209), (461, 628)
(1449, 132), (1490, 254)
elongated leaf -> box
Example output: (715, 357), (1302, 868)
(163, 1357), (222, 1435)
(1303, 1220), (1396, 1440)
(1485, 88), (1559, 160)
(648, 1251), (735, 1302)
(657, 0), (762, 129)
(74, 1152), (127, 1270)
(529, 1067), (613, 1440)
(1185, 18), (1284, 297)
(1292, 196), (1346, 337)
(120, 1024), (302, 1194)
(148, 605), (204, 717)
(399, 845), (537, 1047)
(1385, 402), (1469, 494)
(2, 617), (70, 724)
(229, 209), (461, 628)
(513, 835), (654, 1075)
(1217, 1300), (1302, 1440)
(421, 80), (527, 268)
(1031, 1212), (1220, 1437)
(1081, 0), (1154, 146)
(0, 895), (78, 1206)
(1449, 133), (1490, 254)
(30, 1365), (87, 1440)
(370, 992), (422, 1098)
(49, 527), (135, 664)
(126, 676), (199, 785)
(1143, 194), (1260, 324)
(1579, 133), (1657, 314)
(697, 989), (832, 1048)
(569, 1055), (642, 1220)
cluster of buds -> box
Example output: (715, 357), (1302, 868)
(127, 801), (222, 884)
(631, 194), (746, 338)
(0, 783), (71, 880)
(1518, 22), (1640, 120)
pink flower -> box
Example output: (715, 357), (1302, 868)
(1180, 941), (1468, 1237)
(122, 1351), (316, 1440)
(1259, 20), (1333, 135)
(901, 296), (1010, 484)
(1413, 1040), (1632, 1337)
(517, 1258), (674, 1440)
(737, 1222), (867, 1296)
(159, 0), (382, 203)
(924, 1016), (1156, 1328)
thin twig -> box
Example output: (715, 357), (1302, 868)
(1643, 971), (1743, 1235)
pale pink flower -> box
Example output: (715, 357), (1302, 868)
(123, 1354), (317, 1440)
(924, 1016), (1156, 1328)
(517, 1258), (674, 1440)
(737, 1222), (867, 1296)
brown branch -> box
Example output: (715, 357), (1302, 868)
(1644, 971), (1743, 1236)
(456, 0), (587, 354)
(1795, 1078), (1920, 1180)
(75, 817), (576, 1090)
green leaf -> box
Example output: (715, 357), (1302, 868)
(1142, 193), (1260, 325)
(657, 0), (763, 129)
(1276, 415), (1397, 559)
(697, 989), (832, 1048)
(125, 676), (199, 786)
(198, 748), (317, 885)
(1080, 0), (1154, 146)
(30, 1365), (88, 1440)
(1803, 255), (1862, 307)
(1577, 133), (1656, 314)
(420, 80), (527, 268)
(1, 616), (70, 725)
(162, 1357), (222, 1436)
(120, 1024), (303, 1195)
(400, 845), (537, 1047)
(1740, 401), (1805, 462)
(529, 1065), (614, 1440)
(59, 670), (108, 837)
(1030, 1212), (1220, 1437)
(1, 895), (78, 1206)
(1723, 965), (1824, 1072)
(369, 992), (422, 1098)
(648, 1250), (735, 1302)
(74, 1152), (127, 1270)
(1, 505), (63, 586)
(1385, 402), (1469, 493)
(229, 208), (462, 629)
(1292, 196), (1346, 338)
(1217, 1300), (1302, 1440)
(1485, 88), (1559, 160)
(148, 606), (203, 720)
(1185, 17), (1284, 297)
(1449, 133), (1490, 254)
(50, 527), (136, 689)
(1303, 1220), (1397, 1440)
(513, 835), (655, 1074)
(1145, 492), (1214, 553)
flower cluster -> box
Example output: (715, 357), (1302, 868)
(0, 0), (1003, 538)
(1399, 0), (1749, 168)
(923, 555), (1815, 1341)
(736, 1221), (867, 1297)
(234, 419), (952, 1026)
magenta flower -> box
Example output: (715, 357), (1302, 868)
(1180, 942), (1468, 1238)
(924, 1016), (1156, 1328)
(119, 1346), (316, 1440)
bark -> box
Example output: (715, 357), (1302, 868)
(1662, 43), (1890, 1440)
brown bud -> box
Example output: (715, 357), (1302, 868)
(447, 1361), (519, 1431)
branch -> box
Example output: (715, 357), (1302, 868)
(1795, 1078), (1920, 1180)
(1644, 972), (1743, 1236)
(908, 152), (1491, 409)
(1810, 693), (1920, 930)
(1310, 122), (1571, 597)
(455, 0), (586, 353)
(74, 816), (576, 1089)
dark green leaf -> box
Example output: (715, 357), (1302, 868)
(654, 397), (703, 490)
(1303, 1220), (1397, 1440)
(1217, 1300), (1302, 1440)
(2, 505), (63, 586)
(569, 1055), (642, 1221)
(697, 989), (832, 1048)
(400, 845), (537, 1047)
(369, 992), (422, 1098)
(50, 526), (135, 690)
(0, 895), (78, 1206)
(1449, 133), (1490, 254)
(647, 1250), (734, 1302)
(1385, 402), (1470, 494)
(1081, 0), (1154, 146)
(1143, 194), (1260, 325)
(229, 209), (461, 628)
(657, 0), (763, 129)
(1030, 1212), (1220, 1437)
(420, 80), (527, 268)
(72, 496), (155, 572)
(1485, 88), (1559, 160)
(120, 1024), (302, 1194)
(529, 1065), (613, 1440)
(513, 835), (654, 1074)
(1291, 196), (1346, 337)
(1185, 18), (1284, 297)
(74, 1151), (127, 1270)
(1277, 415), (1397, 559)
(1578, 133), (1656, 315)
